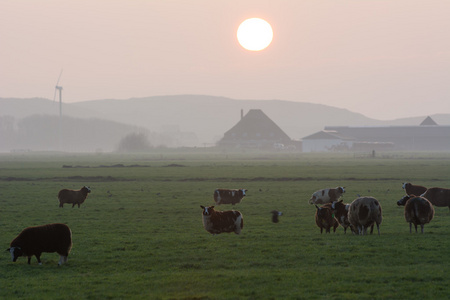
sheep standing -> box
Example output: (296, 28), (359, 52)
(315, 204), (339, 234)
(397, 195), (434, 233)
(58, 186), (91, 208)
(309, 187), (345, 205)
(348, 197), (382, 235)
(331, 200), (354, 234)
(402, 182), (427, 196)
(200, 205), (243, 234)
(420, 187), (450, 210)
(7, 223), (72, 265)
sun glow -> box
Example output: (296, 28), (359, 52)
(237, 18), (273, 51)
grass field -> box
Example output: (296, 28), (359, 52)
(1, 151), (449, 299)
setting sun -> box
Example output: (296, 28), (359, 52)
(237, 18), (273, 51)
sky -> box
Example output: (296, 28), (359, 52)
(2, 0), (450, 120)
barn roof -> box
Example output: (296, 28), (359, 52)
(302, 130), (355, 141)
(420, 116), (438, 126)
(218, 109), (291, 147)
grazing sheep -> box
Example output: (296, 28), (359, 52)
(271, 210), (283, 223)
(213, 189), (247, 205)
(314, 204), (339, 234)
(420, 187), (450, 210)
(7, 223), (72, 265)
(402, 182), (427, 196)
(309, 187), (345, 205)
(331, 200), (354, 234)
(397, 195), (434, 233)
(58, 186), (91, 208)
(200, 205), (243, 235)
(348, 197), (382, 235)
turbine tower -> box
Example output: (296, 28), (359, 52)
(53, 70), (63, 118)
(53, 70), (63, 150)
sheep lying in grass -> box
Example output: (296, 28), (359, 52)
(397, 195), (434, 233)
(348, 196), (382, 235)
(7, 223), (72, 265)
(58, 186), (91, 208)
(314, 204), (338, 234)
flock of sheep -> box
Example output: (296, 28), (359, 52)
(311, 183), (450, 235)
(7, 181), (450, 266)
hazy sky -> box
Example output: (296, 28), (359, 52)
(2, 0), (450, 120)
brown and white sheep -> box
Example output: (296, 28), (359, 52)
(402, 182), (427, 196)
(420, 187), (450, 210)
(331, 200), (354, 234)
(348, 196), (382, 235)
(314, 204), (339, 234)
(309, 187), (345, 205)
(213, 188), (247, 205)
(7, 223), (72, 265)
(397, 195), (434, 233)
(200, 205), (243, 235)
(58, 186), (91, 208)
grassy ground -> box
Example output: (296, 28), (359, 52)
(0, 151), (449, 299)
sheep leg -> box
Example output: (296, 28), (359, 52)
(27, 256), (32, 264)
(58, 255), (68, 266)
(414, 224), (418, 233)
(409, 222), (412, 233)
(376, 224), (380, 235)
(35, 254), (42, 265)
(72, 203), (76, 208)
(420, 224), (424, 234)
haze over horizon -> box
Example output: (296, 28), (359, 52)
(2, 1), (450, 120)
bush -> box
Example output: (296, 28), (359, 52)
(116, 132), (152, 152)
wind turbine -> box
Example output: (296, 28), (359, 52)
(53, 70), (63, 118)
(53, 70), (63, 150)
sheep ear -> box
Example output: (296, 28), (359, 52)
(6, 248), (10, 252)
(339, 200), (343, 203)
(315, 205), (319, 210)
(200, 205), (205, 209)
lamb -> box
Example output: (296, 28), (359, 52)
(420, 187), (450, 210)
(213, 188), (247, 205)
(402, 182), (427, 196)
(314, 204), (339, 234)
(200, 205), (243, 235)
(309, 187), (345, 205)
(271, 210), (283, 223)
(7, 223), (72, 265)
(58, 186), (91, 208)
(331, 200), (354, 234)
(397, 195), (434, 233)
(348, 196), (382, 235)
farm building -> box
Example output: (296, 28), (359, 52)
(303, 116), (450, 152)
(217, 109), (296, 149)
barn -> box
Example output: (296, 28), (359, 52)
(217, 109), (296, 149)
(302, 116), (450, 152)
(302, 130), (355, 152)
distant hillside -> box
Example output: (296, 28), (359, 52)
(1, 95), (449, 149)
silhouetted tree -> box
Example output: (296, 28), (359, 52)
(116, 132), (152, 152)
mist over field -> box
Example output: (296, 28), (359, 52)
(2, 96), (449, 152)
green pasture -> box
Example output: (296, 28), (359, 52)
(0, 151), (449, 299)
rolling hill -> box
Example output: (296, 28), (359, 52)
(1, 95), (449, 151)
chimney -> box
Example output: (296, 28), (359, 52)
(241, 109), (244, 119)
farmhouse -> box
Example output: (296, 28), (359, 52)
(217, 109), (296, 149)
(303, 116), (450, 152)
